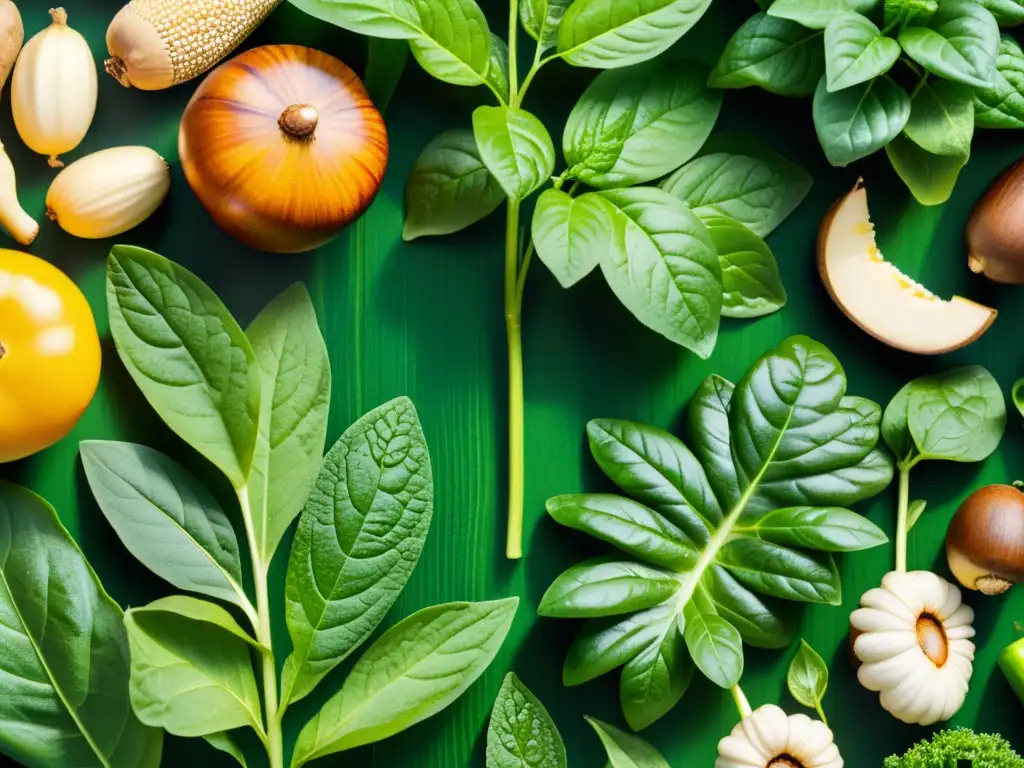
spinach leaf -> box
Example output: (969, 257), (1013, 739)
(660, 151), (812, 237)
(703, 216), (787, 319)
(486, 673), (567, 768)
(124, 600), (263, 738)
(473, 106), (556, 200)
(80, 441), (252, 616)
(824, 14), (900, 91)
(556, 0), (713, 68)
(769, 0), (880, 28)
(974, 34), (1024, 128)
(708, 13), (825, 96)
(594, 187), (722, 358)
(521, 0), (573, 53)
(291, 599), (518, 766)
(541, 337), (891, 727)
(813, 75), (911, 166)
(586, 717), (671, 768)
(364, 37), (408, 114)
(486, 35), (511, 103)
(563, 60), (722, 188)
(106, 246), (261, 489)
(404, 128), (506, 240)
(203, 732), (248, 767)
(886, 134), (967, 205)
(531, 189), (609, 288)
(619, 615), (692, 730)
(904, 79), (974, 157)
(787, 639), (829, 722)
(898, 0), (1000, 88)
(978, 0), (1024, 26)
(283, 396), (433, 706)
(0, 482), (163, 768)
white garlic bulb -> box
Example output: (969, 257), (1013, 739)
(851, 570), (975, 725)
(716, 704), (842, 768)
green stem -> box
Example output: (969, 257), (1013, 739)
(508, 0), (519, 106)
(505, 198), (525, 559)
(814, 701), (829, 728)
(730, 684), (752, 720)
(895, 464), (910, 573)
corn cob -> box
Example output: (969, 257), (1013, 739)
(105, 0), (281, 91)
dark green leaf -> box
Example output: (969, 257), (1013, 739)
(486, 673), (567, 768)
(813, 75), (911, 166)
(703, 216), (787, 319)
(564, 604), (676, 686)
(586, 718), (672, 768)
(704, 565), (796, 649)
(364, 37), (409, 114)
(974, 34), (1024, 128)
(906, 366), (1006, 462)
(531, 189), (608, 288)
(521, 0), (574, 52)
(787, 639), (829, 710)
(886, 133), (968, 205)
(717, 539), (841, 604)
(904, 79), (974, 157)
(882, 381), (914, 460)
(538, 557), (681, 618)
(769, 0), (881, 28)
(620, 620), (693, 730)
(743, 506), (888, 551)
(906, 498), (927, 530)
(709, 14), (825, 96)
(898, 0), (1000, 88)
(472, 106), (556, 200)
(686, 374), (739, 509)
(681, 596), (743, 688)
(824, 13), (900, 91)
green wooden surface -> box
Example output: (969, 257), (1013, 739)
(3, 1), (1024, 765)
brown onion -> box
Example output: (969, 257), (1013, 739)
(966, 159), (1024, 284)
(946, 484), (1024, 595)
(179, 44), (388, 254)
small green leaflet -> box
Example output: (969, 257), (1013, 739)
(977, 0), (1024, 26)
(709, 13), (825, 96)
(907, 499), (927, 530)
(472, 106), (556, 200)
(486, 673), (567, 768)
(1014, 377), (1024, 423)
(904, 79), (974, 158)
(531, 189), (610, 288)
(203, 733), (248, 768)
(485, 34), (511, 103)
(974, 34), (1024, 128)
(703, 216), (787, 319)
(824, 14), (900, 91)
(521, 0), (573, 53)
(812, 75), (910, 166)
(897, 0), (1000, 88)
(769, 0), (880, 29)
(586, 717), (671, 768)
(787, 639), (829, 723)
(887, 134), (967, 206)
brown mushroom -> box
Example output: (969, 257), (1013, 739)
(946, 484), (1024, 595)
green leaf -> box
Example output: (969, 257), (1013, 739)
(882, 379), (915, 460)
(898, 0), (1000, 88)
(787, 639), (829, 711)
(246, 283), (330, 564)
(106, 246), (261, 489)
(660, 150), (812, 238)
(1014, 378), (1024, 422)
(594, 187), (723, 358)
(472, 106), (556, 200)
(769, 0), (881, 28)
(136, 595), (261, 648)
(906, 498), (927, 530)
(717, 539), (841, 604)
(619, 613), (692, 731)
(886, 133), (969, 205)
(80, 441), (251, 612)
(904, 79), (974, 157)
(708, 14), (825, 96)
(813, 75), (910, 166)
(556, 0), (713, 68)
(531, 189), (608, 288)
(743, 506), (888, 551)
(403, 128), (506, 240)
(703, 216), (787, 319)
(365, 37), (409, 114)
(291, 598), (518, 766)
(486, 673), (567, 768)
(203, 732), (248, 767)
(289, 0), (492, 87)
(906, 366), (1006, 462)
(563, 604), (678, 686)
(885, 0), (938, 28)
(485, 34), (511, 102)
(124, 600), (263, 738)
(521, 0), (573, 52)
(0, 482), (163, 768)
(586, 717), (672, 768)
(974, 34), (1024, 128)
(705, 565), (796, 649)
(977, 0), (1024, 27)
(563, 59), (722, 188)
(539, 557), (682, 618)
(824, 14), (900, 91)
(681, 597), (743, 688)
(283, 397), (433, 706)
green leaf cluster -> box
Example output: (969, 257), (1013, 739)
(540, 335), (892, 729)
(89, 246), (519, 767)
(883, 728), (1024, 767)
(713, 0), (1024, 204)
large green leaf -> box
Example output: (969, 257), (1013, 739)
(106, 246), (261, 489)
(531, 189), (609, 288)
(472, 106), (556, 200)
(291, 599), (518, 766)
(812, 75), (910, 166)
(283, 397), (433, 706)
(769, 0), (881, 29)
(886, 134), (968, 205)
(521, 0), (574, 52)
(0, 482), (163, 768)
(556, 0), (712, 68)
(824, 13), (900, 91)
(542, 336), (891, 727)
(974, 34), (1024, 128)
(486, 673), (567, 768)
(703, 216), (787, 319)
(904, 79), (974, 157)
(586, 718), (671, 768)
(563, 59), (722, 189)
(709, 14), (825, 96)
(80, 441), (251, 614)
(977, 0), (1024, 26)
(898, 0), (1000, 88)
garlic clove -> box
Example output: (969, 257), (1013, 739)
(858, 585), (917, 621)
(852, 628), (917, 661)
(849, 606), (907, 632)
(742, 703), (789, 757)
(718, 734), (767, 764)
(857, 646), (921, 690)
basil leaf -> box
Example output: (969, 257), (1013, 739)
(521, 0), (573, 52)
(0, 482), (163, 768)
(472, 106), (556, 200)
(906, 498), (927, 530)
(904, 79), (974, 157)
(486, 34), (511, 102)
(787, 639), (829, 710)
(906, 366), (1006, 462)
(705, 565), (796, 649)
(365, 37), (408, 114)
(531, 189), (608, 288)
(539, 557), (682, 617)
(882, 379), (914, 460)
(898, 0), (1000, 88)
(563, 59), (722, 188)
(974, 34), (1024, 128)
(291, 598), (518, 765)
(80, 440), (251, 613)
(246, 283), (330, 564)
(289, 0), (492, 87)
(824, 14), (900, 91)
(717, 539), (841, 603)
(595, 187), (722, 358)
(486, 673), (567, 768)
(106, 246), (261, 489)
(708, 14), (825, 96)
(887, 134), (969, 205)
(556, 0), (712, 68)
(682, 596), (743, 688)
(203, 732), (248, 767)
(125, 601), (263, 738)
(404, 128), (505, 240)
(586, 717), (672, 768)
(138, 595), (261, 648)
(885, 0), (938, 28)
(813, 75), (910, 166)
(619, 615), (693, 730)
(283, 397), (433, 706)
(978, 0), (1024, 26)
(660, 151), (812, 237)
(742, 506), (888, 551)
(768, 0), (880, 28)
(564, 604), (677, 686)
(703, 216), (786, 319)
(686, 375), (740, 509)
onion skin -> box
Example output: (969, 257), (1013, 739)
(0, 0), (23, 95)
(966, 159), (1024, 284)
(179, 45), (388, 254)
(946, 484), (1024, 595)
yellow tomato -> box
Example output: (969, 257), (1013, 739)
(0, 250), (101, 462)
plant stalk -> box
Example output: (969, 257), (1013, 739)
(505, 198), (525, 559)
(895, 464), (910, 573)
(730, 684), (753, 720)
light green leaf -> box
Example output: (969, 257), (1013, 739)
(106, 246), (261, 489)
(539, 557), (682, 618)
(885, 0), (938, 28)
(486, 673), (567, 768)
(898, 0), (1000, 88)
(906, 499), (927, 530)
(709, 13), (825, 96)
(291, 599), (518, 766)
(743, 506), (888, 551)
(978, 0), (1024, 26)
(787, 639), (829, 711)
(485, 34), (511, 102)
(904, 79), (974, 157)
(887, 135), (967, 204)
(472, 106), (556, 200)
(137, 595), (261, 648)
(586, 717), (672, 768)
(703, 216), (787, 319)
(769, 0), (880, 29)
(403, 128), (506, 240)
(246, 283), (330, 564)
(563, 59), (722, 189)
(813, 75), (910, 166)
(681, 597), (743, 688)
(824, 13), (900, 91)
(283, 397), (433, 706)
(203, 732), (248, 768)
(0, 482), (163, 768)
(556, 0), (713, 68)
(365, 37), (408, 114)
(974, 34), (1024, 128)
(906, 366), (1006, 462)
(521, 0), (574, 52)
(531, 189), (609, 288)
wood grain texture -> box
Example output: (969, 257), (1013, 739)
(2, 2), (1023, 766)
